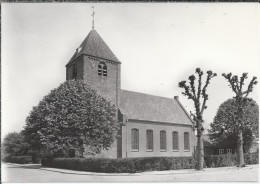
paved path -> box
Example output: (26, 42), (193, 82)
(1, 162), (258, 182)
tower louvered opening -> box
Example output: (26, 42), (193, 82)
(98, 62), (107, 77)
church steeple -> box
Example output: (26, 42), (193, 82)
(66, 29), (120, 66)
(66, 27), (121, 105)
(66, 7), (120, 66)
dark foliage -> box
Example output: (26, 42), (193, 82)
(244, 152), (259, 165)
(2, 132), (29, 157)
(41, 155), (55, 167)
(42, 157), (196, 173)
(27, 150), (41, 163)
(23, 80), (119, 158)
(222, 72), (258, 166)
(209, 99), (259, 152)
(2, 156), (32, 164)
(204, 153), (258, 168)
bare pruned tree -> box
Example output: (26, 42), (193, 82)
(179, 68), (217, 170)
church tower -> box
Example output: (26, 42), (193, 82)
(65, 29), (121, 106)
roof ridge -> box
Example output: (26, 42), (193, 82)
(80, 29), (100, 49)
(120, 89), (174, 101)
(79, 30), (92, 48)
(174, 96), (194, 124)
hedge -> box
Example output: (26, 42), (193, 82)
(28, 150), (41, 163)
(41, 153), (258, 172)
(2, 156), (32, 164)
(204, 153), (258, 168)
(244, 152), (259, 164)
(42, 156), (196, 173)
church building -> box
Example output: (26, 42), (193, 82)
(65, 27), (196, 158)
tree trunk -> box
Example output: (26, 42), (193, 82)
(197, 134), (204, 170)
(237, 129), (245, 167)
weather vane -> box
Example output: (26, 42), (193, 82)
(91, 6), (95, 29)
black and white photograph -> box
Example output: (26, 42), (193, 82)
(1, 2), (259, 182)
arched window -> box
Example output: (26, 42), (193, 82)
(98, 62), (107, 77)
(172, 131), (179, 151)
(160, 130), (167, 150)
(146, 130), (153, 151)
(184, 132), (190, 151)
(131, 129), (139, 151)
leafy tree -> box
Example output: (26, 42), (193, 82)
(2, 132), (28, 157)
(179, 68), (217, 170)
(209, 99), (259, 152)
(222, 73), (258, 167)
(23, 80), (119, 158)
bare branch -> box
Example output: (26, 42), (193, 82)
(201, 71), (217, 114)
(232, 75), (240, 93)
(223, 73), (238, 94)
(200, 94), (208, 116)
(245, 76), (258, 97)
(189, 75), (197, 100)
(178, 81), (194, 100)
(196, 68), (203, 104)
(239, 73), (247, 91)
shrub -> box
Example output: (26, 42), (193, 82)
(2, 156), (32, 164)
(27, 150), (41, 163)
(42, 156), (195, 173)
(204, 154), (237, 168)
(244, 152), (259, 164)
(205, 153), (258, 168)
(1, 155), (12, 163)
(41, 155), (55, 167)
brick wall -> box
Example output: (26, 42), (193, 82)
(82, 55), (120, 106)
(121, 120), (196, 158)
(66, 56), (84, 80)
(66, 55), (121, 106)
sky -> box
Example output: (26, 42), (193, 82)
(2, 3), (260, 139)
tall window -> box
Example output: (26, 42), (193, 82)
(227, 149), (232, 155)
(146, 130), (153, 151)
(160, 130), (167, 150)
(219, 149), (224, 155)
(172, 131), (179, 150)
(131, 129), (139, 151)
(184, 132), (190, 151)
(72, 64), (77, 79)
(98, 62), (107, 76)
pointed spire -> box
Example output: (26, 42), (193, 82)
(66, 29), (120, 66)
(91, 6), (95, 30)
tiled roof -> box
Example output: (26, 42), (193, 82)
(119, 90), (193, 126)
(66, 29), (120, 66)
